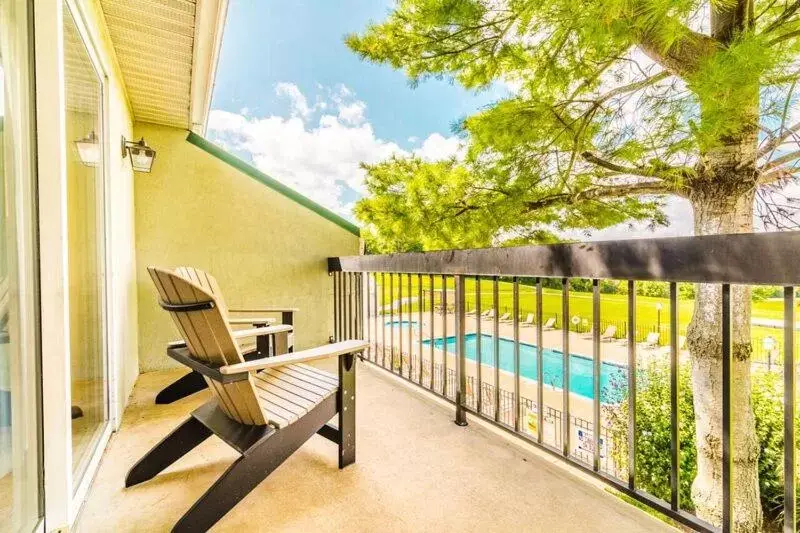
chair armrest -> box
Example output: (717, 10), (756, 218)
(231, 325), (292, 339)
(227, 317), (276, 326)
(219, 339), (368, 375)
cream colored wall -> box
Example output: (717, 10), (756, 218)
(133, 123), (360, 372)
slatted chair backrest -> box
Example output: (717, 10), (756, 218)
(174, 266), (230, 317)
(148, 266), (266, 426)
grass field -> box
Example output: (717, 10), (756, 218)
(370, 274), (790, 357)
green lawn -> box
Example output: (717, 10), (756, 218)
(372, 274), (790, 359)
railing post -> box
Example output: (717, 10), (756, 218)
(669, 282), (680, 511)
(721, 283), (733, 533)
(536, 278), (544, 444)
(562, 278), (570, 457)
(592, 279), (601, 472)
(475, 276), (482, 415)
(455, 275), (468, 426)
(784, 286), (796, 533)
(513, 277), (520, 432)
(627, 280), (636, 490)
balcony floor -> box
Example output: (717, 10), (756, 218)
(77, 361), (672, 532)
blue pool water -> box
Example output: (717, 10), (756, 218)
(423, 333), (627, 403)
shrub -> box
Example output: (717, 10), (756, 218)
(606, 364), (799, 526)
(604, 360), (696, 508)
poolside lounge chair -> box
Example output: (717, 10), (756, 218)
(465, 308), (477, 316)
(498, 312), (512, 323)
(542, 317), (557, 330)
(482, 309), (495, 319)
(639, 332), (660, 350)
(600, 325), (617, 342)
(154, 266), (294, 405)
(126, 267), (367, 532)
(521, 313), (535, 327)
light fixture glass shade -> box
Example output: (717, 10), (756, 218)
(74, 131), (100, 167)
(123, 137), (156, 173)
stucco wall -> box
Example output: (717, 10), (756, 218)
(133, 123), (360, 372)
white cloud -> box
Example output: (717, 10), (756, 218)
(414, 133), (464, 161)
(208, 82), (462, 219)
(275, 82), (316, 119)
(337, 101), (367, 125)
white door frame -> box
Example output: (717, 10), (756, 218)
(34, 0), (116, 529)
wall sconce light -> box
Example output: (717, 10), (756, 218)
(121, 136), (156, 173)
(74, 131), (101, 167)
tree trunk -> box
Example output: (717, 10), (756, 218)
(687, 141), (762, 530)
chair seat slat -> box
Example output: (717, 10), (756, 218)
(293, 364), (339, 386)
(268, 367), (333, 396)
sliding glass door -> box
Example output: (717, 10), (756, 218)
(0, 0), (43, 531)
(62, 2), (108, 491)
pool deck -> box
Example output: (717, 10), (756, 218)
(374, 312), (685, 443)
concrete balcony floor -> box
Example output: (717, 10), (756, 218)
(76, 361), (672, 533)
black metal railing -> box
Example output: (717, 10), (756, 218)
(329, 232), (800, 533)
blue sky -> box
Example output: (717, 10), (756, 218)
(207, 0), (508, 220)
(206, 0), (695, 238)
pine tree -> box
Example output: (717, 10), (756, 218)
(347, 1), (800, 529)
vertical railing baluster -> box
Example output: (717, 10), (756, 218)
(399, 273), (404, 375)
(365, 273), (371, 357)
(592, 279), (601, 471)
(408, 274), (413, 380)
(418, 274), (423, 384)
(669, 282), (680, 511)
(784, 286), (796, 533)
(390, 273), (395, 372)
(476, 276), (482, 414)
(346, 273), (352, 340)
(442, 275), (448, 397)
(359, 273), (365, 341)
(429, 274), (435, 390)
(562, 278), (570, 457)
(536, 278), (544, 444)
(513, 277), (520, 432)
(493, 277), (500, 423)
(721, 283), (733, 533)
(627, 280), (636, 490)
(455, 275), (468, 426)
(333, 272), (339, 342)
(373, 273), (378, 362)
(381, 272), (387, 367)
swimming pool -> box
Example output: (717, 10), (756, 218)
(422, 333), (627, 403)
(385, 320), (419, 330)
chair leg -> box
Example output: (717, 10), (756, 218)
(172, 396), (338, 533)
(338, 353), (356, 469)
(126, 416), (212, 487)
(155, 371), (208, 404)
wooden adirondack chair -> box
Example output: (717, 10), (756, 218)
(155, 266), (295, 404)
(126, 267), (367, 532)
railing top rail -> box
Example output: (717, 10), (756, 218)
(329, 231), (800, 285)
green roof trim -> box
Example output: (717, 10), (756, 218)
(186, 131), (361, 237)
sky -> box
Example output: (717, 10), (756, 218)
(207, 0), (695, 240)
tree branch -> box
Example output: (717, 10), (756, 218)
(581, 151), (691, 182)
(759, 166), (797, 184)
(761, 149), (800, 171)
(520, 180), (673, 213)
(763, 0), (800, 33)
(635, 27), (719, 79)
